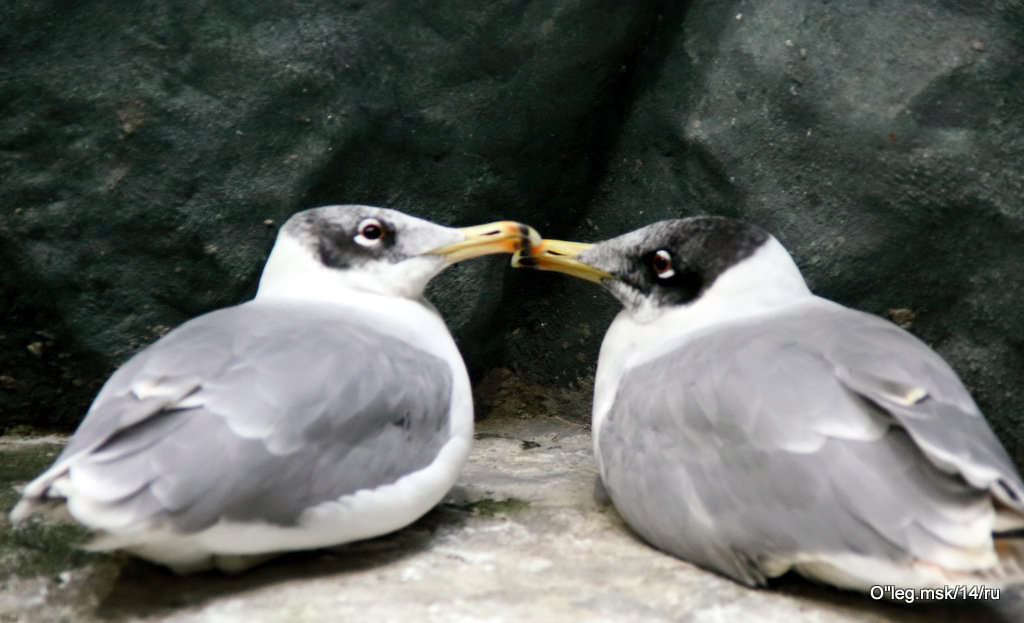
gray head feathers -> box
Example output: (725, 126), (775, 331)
(283, 205), (464, 271)
(579, 216), (771, 312)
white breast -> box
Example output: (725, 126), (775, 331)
(591, 237), (812, 461)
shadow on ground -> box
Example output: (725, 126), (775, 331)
(94, 507), (465, 620)
(2, 392), (1020, 622)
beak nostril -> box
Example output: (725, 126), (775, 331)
(513, 238), (609, 282)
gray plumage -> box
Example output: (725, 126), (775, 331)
(38, 301), (451, 533)
(524, 215), (1024, 593)
(600, 298), (1024, 587)
(10, 205), (532, 573)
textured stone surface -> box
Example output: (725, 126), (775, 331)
(498, 0), (1024, 465)
(0, 0), (661, 429)
(3, 415), (1020, 622)
(4, 3), (1023, 619)
(2, 1), (1022, 482)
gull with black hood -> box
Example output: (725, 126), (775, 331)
(517, 215), (1024, 593)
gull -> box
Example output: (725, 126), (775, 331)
(11, 204), (536, 574)
(516, 215), (1024, 592)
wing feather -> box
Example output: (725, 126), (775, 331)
(17, 300), (455, 534)
(598, 298), (1022, 586)
(808, 300), (1024, 504)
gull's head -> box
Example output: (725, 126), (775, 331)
(257, 205), (538, 302)
(515, 216), (811, 323)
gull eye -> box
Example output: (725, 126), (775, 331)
(650, 249), (676, 279)
(355, 218), (385, 247)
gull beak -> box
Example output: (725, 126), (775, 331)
(511, 238), (614, 283)
(430, 221), (542, 264)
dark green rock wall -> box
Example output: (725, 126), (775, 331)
(2, 1), (1022, 467)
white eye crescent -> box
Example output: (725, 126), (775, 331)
(355, 218), (386, 247)
(651, 249), (675, 279)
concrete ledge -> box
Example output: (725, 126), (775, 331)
(1, 416), (1018, 622)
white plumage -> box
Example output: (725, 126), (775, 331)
(11, 205), (533, 574)
(520, 215), (1024, 594)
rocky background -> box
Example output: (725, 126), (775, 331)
(2, 1), (1022, 464)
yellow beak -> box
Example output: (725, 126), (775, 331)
(511, 238), (614, 283)
(430, 221), (542, 264)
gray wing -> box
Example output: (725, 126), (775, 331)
(599, 299), (1023, 586)
(21, 300), (453, 532)
(813, 299), (1024, 504)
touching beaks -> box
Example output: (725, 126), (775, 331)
(511, 238), (614, 283)
(430, 221), (542, 264)
(430, 222), (614, 283)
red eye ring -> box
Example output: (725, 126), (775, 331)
(355, 218), (385, 246)
(361, 223), (383, 239)
(651, 249), (675, 279)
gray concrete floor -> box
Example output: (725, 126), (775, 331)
(1, 414), (1019, 622)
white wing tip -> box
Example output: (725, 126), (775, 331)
(899, 386), (929, 406)
(8, 498), (34, 524)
